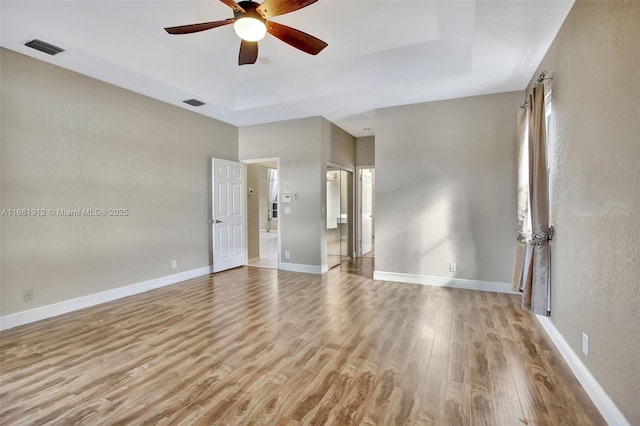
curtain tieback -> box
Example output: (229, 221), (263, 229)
(531, 226), (555, 246)
(516, 231), (529, 243)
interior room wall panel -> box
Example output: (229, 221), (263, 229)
(1, 48), (238, 316)
(526, 1), (640, 422)
(375, 91), (521, 285)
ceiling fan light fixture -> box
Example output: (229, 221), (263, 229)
(166, 0), (328, 65)
(233, 17), (267, 41)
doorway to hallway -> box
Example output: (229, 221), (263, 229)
(249, 231), (278, 269)
(245, 159), (280, 270)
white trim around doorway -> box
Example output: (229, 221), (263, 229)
(356, 165), (375, 258)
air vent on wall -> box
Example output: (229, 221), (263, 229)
(25, 39), (65, 56)
(183, 99), (205, 107)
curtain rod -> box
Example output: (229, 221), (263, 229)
(521, 70), (553, 108)
(536, 70), (553, 86)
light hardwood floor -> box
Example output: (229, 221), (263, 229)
(0, 259), (604, 425)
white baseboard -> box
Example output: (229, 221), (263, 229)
(536, 315), (630, 426)
(279, 262), (326, 275)
(373, 271), (515, 294)
(0, 265), (213, 331)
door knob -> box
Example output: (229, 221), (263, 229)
(213, 219), (222, 224)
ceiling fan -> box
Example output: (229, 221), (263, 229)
(164, 0), (328, 65)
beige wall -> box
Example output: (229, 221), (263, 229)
(375, 91), (521, 284)
(240, 117), (354, 269)
(246, 164), (260, 260)
(356, 136), (375, 166)
(259, 166), (269, 231)
(0, 48), (238, 316)
(239, 117), (323, 267)
(529, 1), (640, 423)
(324, 120), (356, 170)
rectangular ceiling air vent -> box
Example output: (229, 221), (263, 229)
(25, 39), (65, 56)
(183, 99), (205, 107)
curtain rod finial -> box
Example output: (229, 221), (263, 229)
(536, 70), (552, 86)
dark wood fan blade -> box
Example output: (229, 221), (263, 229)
(165, 19), (234, 35)
(239, 40), (259, 65)
(220, 0), (246, 13)
(267, 21), (327, 55)
(256, 0), (318, 19)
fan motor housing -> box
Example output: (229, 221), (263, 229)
(235, 1), (266, 23)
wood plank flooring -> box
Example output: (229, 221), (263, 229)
(0, 259), (604, 425)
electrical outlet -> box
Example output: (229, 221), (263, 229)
(172, 260), (177, 269)
(23, 289), (34, 302)
(284, 251), (290, 259)
(582, 333), (589, 357)
(449, 262), (457, 272)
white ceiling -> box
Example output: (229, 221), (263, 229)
(0, 0), (574, 137)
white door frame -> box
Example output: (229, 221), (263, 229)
(241, 157), (281, 269)
(356, 165), (375, 257)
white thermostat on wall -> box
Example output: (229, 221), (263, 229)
(282, 194), (292, 203)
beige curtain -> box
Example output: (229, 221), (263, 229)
(514, 83), (553, 315)
(512, 106), (533, 294)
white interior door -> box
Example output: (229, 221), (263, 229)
(212, 158), (246, 272)
(361, 169), (374, 255)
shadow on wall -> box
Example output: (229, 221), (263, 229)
(377, 164), (484, 280)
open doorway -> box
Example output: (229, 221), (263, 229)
(326, 163), (353, 269)
(245, 159), (279, 269)
(357, 167), (375, 258)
